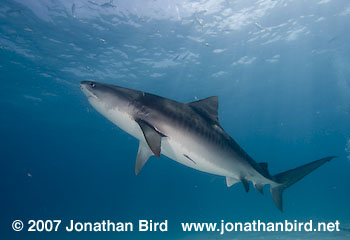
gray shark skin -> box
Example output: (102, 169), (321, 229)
(80, 81), (336, 211)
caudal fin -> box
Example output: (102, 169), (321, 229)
(270, 156), (336, 212)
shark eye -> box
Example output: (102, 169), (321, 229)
(90, 83), (95, 88)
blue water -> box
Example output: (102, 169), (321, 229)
(1, 0), (350, 239)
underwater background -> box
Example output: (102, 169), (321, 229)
(1, 0), (350, 239)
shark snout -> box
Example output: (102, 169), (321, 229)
(80, 80), (96, 89)
(80, 81), (97, 98)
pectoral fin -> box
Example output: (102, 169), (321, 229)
(135, 142), (153, 175)
(136, 119), (164, 157)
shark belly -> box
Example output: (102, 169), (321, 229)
(160, 137), (230, 176)
(159, 127), (239, 178)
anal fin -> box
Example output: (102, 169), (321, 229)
(241, 178), (250, 192)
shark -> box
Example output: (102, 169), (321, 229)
(80, 81), (335, 211)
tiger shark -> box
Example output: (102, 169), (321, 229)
(80, 81), (335, 211)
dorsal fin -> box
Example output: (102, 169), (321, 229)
(188, 96), (218, 124)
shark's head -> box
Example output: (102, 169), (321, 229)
(80, 80), (152, 142)
(80, 80), (141, 118)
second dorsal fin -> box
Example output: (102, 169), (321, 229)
(258, 162), (269, 176)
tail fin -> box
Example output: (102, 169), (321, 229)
(270, 156), (336, 212)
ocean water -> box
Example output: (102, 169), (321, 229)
(1, 0), (350, 239)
